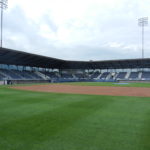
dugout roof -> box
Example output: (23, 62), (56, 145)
(1, 47), (150, 69)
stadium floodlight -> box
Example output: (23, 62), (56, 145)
(138, 17), (148, 59)
(0, 0), (8, 48)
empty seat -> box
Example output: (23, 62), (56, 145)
(116, 72), (127, 79)
(91, 72), (100, 79)
(129, 72), (139, 79)
(61, 73), (73, 78)
(141, 72), (150, 79)
(100, 72), (110, 79)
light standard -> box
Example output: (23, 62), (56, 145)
(0, 0), (8, 48)
(138, 17), (148, 59)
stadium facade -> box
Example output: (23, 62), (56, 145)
(1, 47), (150, 84)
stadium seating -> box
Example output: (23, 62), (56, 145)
(91, 71), (100, 79)
(128, 72), (139, 79)
(41, 72), (58, 78)
(141, 72), (150, 80)
(0, 69), (43, 80)
(0, 72), (6, 80)
(100, 72), (110, 79)
(1, 68), (150, 82)
(24, 71), (43, 79)
(61, 73), (73, 78)
(74, 73), (88, 79)
(116, 72), (127, 79)
(0, 69), (21, 79)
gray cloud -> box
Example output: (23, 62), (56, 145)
(2, 0), (150, 61)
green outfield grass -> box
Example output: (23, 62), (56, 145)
(0, 85), (150, 150)
(63, 81), (150, 87)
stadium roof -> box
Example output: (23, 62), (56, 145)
(1, 47), (150, 69)
(0, 47), (65, 68)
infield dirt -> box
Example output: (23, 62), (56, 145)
(12, 84), (150, 97)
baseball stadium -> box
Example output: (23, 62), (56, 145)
(1, 0), (150, 150)
(1, 46), (150, 150)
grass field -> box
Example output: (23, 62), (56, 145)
(1, 84), (150, 150)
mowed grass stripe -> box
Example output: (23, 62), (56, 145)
(0, 86), (150, 150)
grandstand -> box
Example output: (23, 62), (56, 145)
(141, 72), (150, 80)
(1, 47), (150, 84)
(100, 72), (110, 79)
(90, 71), (100, 79)
(116, 72), (127, 80)
(128, 72), (139, 79)
(61, 73), (73, 78)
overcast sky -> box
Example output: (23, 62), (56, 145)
(2, 0), (150, 60)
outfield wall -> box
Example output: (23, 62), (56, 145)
(2, 79), (150, 85)
(118, 80), (150, 83)
(1, 80), (51, 85)
(0, 81), (4, 85)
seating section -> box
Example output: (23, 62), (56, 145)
(0, 69), (43, 80)
(9, 70), (24, 79)
(0, 69), (21, 79)
(100, 72), (110, 79)
(74, 73), (87, 78)
(61, 73), (73, 78)
(129, 72), (139, 79)
(91, 72), (100, 79)
(1, 68), (150, 81)
(0, 72), (6, 80)
(24, 71), (43, 79)
(41, 72), (58, 78)
(14, 70), (32, 79)
(116, 72), (127, 79)
(141, 72), (150, 79)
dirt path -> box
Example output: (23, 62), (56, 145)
(12, 84), (150, 97)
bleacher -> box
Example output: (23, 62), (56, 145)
(0, 69), (21, 79)
(74, 73), (88, 79)
(100, 72), (110, 79)
(61, 73), (73, 78)
(0, 72), (6, 80)
(10, 70), (24, 79)
(91, 72), (100, 79)
(24, 71), (42, 80)
(1, 67), (150, 83)
(12, 70), (29, 79)
(0, 69), (43, 80)
(116, 72), (127, 79)
(141, 72), (150, 80)
(129, 72), (139, 79)
(42, 72), (58, 78)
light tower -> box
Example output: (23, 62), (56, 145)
(0, 0), (8, 48)
(138, 17), (148, 59)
